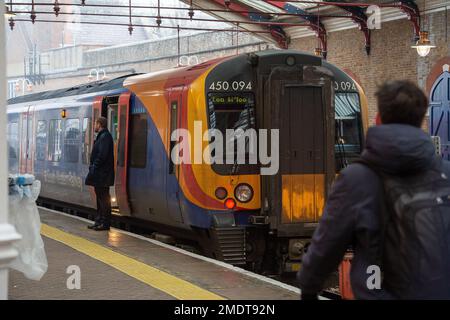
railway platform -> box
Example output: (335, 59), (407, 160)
(8, 208), (301, 300)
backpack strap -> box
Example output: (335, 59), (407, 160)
(352, 158), (393, 272)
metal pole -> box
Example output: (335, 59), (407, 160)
(0, 2), (21, 301)
(177, 25), (180, 67)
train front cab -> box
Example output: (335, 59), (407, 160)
(198, 51), (334, 272)
(202, 51), (367, 273)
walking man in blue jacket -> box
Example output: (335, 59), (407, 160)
(298, 80), (450, 299)
(85, 117), (115, 231)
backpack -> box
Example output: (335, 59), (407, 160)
(357, 158), (450, 299)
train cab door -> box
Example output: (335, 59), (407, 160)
(19, 105), (35, 174)
(261, 68), (334, 237)
(166, 88), (184, 223)
(114, 92), (132, 216)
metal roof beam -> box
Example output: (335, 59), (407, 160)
(326, 0), (371, 54)
(209, 0), (289, 48)
(265, 1), (327, 58)
(397, 0), (421, 40)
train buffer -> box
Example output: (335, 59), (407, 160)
(9, 207), (302, 300)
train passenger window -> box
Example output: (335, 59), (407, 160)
(7, 122), (19, 159)
(64, 118), (81, 163)
(36, 120), (47, 161)
(48, 119), (63, 162)
(82, 118), (92, 165)
(128, 114), (147, 168)
(108, 105), (119, 142)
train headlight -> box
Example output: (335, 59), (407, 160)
(286, 55), (296, 66)
(234, 184), (253, 203)
(215, 187), (228, 200)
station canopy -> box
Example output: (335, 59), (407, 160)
(5, 0), (446, 56)
(178, 0), (441, 54)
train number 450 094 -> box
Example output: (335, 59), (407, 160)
(209, 81), (252, 91)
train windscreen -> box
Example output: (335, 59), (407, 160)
(207, 93), (258, 175)
(335, 92), (363, 171)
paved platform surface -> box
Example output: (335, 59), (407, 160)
(9, 208), (301, 300)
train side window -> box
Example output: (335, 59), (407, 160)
(169, 101), (178, 174)
(48, 119), (63, 162)
(82, 118), (92, 165)
(36, 120), (47, 161)
(64, 118), (81, 163)
(129, 114), (147, 168)
(7, 122), (19, 159)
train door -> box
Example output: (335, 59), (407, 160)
(430, 65), (450, 160)
(106, 98), (119, 212)
(114, 92), (132, 216)
(166, 88), (184, 223)
(260, 67), (334, 237)
(19, 105), (35, 174)
(279, 85), (325, 224)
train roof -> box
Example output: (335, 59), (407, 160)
(8, 50), (359, 108)
(7, 73), (142, 106)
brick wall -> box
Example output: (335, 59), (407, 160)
(290, 9), (450, 128)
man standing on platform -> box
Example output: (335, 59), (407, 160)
(85, 117), (115, 231)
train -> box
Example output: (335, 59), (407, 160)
(7, 50), (368, 273)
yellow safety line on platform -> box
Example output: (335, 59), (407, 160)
(41, 224), (225, 300)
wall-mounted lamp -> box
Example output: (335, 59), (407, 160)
(411, 31), (436, 57)
(61, 109), (67, 118)
(314, 47), (323, 57)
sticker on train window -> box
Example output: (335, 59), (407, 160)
(209, 81), (252, 91)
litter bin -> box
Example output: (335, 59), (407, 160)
(339, 250), (355, 300)
(8, 174), (48, 281)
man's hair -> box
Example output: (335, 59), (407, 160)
(375, 80), (428, 127)
(96, 117), (108, 129)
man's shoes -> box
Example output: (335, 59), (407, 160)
(92, 225), (110, 231)
(87, 224), (100, 230)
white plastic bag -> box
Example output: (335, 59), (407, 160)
(9, 177), (48, 281)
